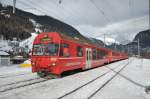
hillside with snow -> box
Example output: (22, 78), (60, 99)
(97, 37), (120, 45)
(19, 33), (37, 50)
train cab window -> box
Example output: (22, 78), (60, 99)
(32, 45), (43, 55)
(46, 43), (59, 56)
(92, 49), (97, 60)
(32, 43), (59, 56)
(60, 43), (70, 57)
(77, 46), (83, 57)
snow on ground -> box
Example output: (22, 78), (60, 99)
(0, 58), (150, 99)
(92, 58), (150, 99)
(0, 64), (37, 87)
(0, 60), (126, 99)
(121, 58), (150, 86)
(97, 37), (120, 45)
(0, 65), (31, 76)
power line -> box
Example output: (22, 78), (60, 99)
(89, 0), (111, 24)
(18, 0), (76, 25)
(89, 0), (129, 49)
(89, 0), (118, 38)
(53, 0), (91, 25)
(10, 0), (115, 39)
(17, 0), (95, 37)
(26, 1), (97, 36)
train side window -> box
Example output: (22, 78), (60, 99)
(92, 49), (97, 60)
(77, 46), (83, 57)
(97, 50), (100, 59)
(97, 50), (107, 59)
(60, 43), (70, 57)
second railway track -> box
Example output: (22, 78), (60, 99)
(57, 59), (130, 99)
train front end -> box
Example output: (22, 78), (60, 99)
(31, 32), (61, 77)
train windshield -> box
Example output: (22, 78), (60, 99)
(32, 43), (59, 56)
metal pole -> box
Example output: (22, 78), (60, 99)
(114, 39), (116, 50)
(104, 33), (106, 47)
(128, 45), (130, 56)
(13, 0), (16, 14)
(138, 39), (140, 57)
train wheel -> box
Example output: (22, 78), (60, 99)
(48, 74), (61, 79)
(37, 71), (47, 78)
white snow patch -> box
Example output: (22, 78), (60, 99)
(0, 51), (9, 55)
(19, 33), (37, 50)
(97, 37), (120, 45)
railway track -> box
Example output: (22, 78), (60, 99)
(0, 77), (49, 93)
(57, 59), (130, 99)
(0, 59), (129, 95)
(0, 77), (39, 88)
(0, 78), (48, 93)
(87, 59), (131, 99)
(0, 72), (33, 79)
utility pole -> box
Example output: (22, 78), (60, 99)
(114, 39), (117, 50)
(128, 45), (130, 56)
(132, 39), (140, 57)
(104, 33), (106, 47)
(138, 39), (140, 57)
(13, 0), (16, 14)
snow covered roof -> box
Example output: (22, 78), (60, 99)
(0, 51), (10, 56)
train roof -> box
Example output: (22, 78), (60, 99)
(59, 33), (111, 51)
(37, 32), (125, 54)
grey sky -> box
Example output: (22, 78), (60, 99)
(1, 0), (149, 43)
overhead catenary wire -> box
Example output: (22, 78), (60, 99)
(3, 0), (135, 48)
(89, 0), (138, 52)
(6, 0), (118, 40)
(129, 0), (140, 56)
(89, 0), (122, 45)
(10, 0), (105, 38)
(18, 0), (95, 37)
(25, 0), (119, 46)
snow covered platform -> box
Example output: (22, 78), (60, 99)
(0, 57), (150, 99)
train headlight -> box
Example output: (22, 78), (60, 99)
(32, 62), (35, 66)
(51, 63), (56, 66)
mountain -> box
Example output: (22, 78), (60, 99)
(0, 3), (86, 41)
(133, 29), (150, 48)
(127, 29), (150, 52)
(0, 3), (107, 53)
(89, 38), (105, 47)
(0, 5), (33, 40)
(127, 29), (150, 48)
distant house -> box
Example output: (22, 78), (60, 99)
(0, 51), (10, 66)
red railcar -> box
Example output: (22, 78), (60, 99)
(31, 32), (127, 77)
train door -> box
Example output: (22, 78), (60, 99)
(85, 48), (92, 69)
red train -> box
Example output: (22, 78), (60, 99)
(31, 32), (128, 77)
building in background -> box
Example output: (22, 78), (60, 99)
(0, 51), (10, 66)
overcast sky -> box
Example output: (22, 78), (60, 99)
(1, 0), (149, 44)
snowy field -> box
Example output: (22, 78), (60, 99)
(0, 57), (150, 99)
